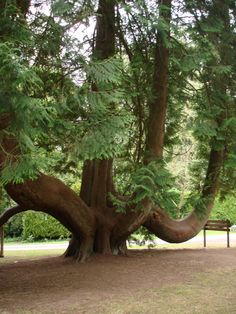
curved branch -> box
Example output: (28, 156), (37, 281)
(5, 174), (96, 240)
(0, 176), (96, 262)
(0, 205), (26, 226)
(144, 207), (209, 243)
(143, 148), (224, 242)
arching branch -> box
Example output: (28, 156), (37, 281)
(1, 174), (96, 261)
(5, 174), (95, 237)
(0, 205), (26, 226)
(143, 148), (224, 242)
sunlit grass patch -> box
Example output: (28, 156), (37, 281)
(0, 249), (64, 264)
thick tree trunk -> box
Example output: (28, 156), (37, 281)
(80, 159), (114, 208)
(0, 0), (144, 262)
(64, 0), (118, 257)
(0, 0), (228, 263)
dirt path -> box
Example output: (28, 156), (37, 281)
(0, 248), (236, 313)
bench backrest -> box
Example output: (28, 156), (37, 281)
(204, 219), (230, 231)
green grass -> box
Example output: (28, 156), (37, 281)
(0, 249), (65, 263)
(4, 238), (69, 244)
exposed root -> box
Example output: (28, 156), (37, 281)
(74, 236), (94, 262)
(112, 241), (129, 256)
(63, 236), (80, 258)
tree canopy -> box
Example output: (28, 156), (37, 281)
(0, 0), (235, 261)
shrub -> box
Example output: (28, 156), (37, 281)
(4, 213), (24, 237)
(22, 211), (70, 241)
(210, 196), (236, 225)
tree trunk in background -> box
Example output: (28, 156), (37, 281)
(145, 0), (172, 160)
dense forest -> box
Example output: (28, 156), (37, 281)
(0, 0), (235, 261)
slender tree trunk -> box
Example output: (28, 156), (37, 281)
(145, 0), (172, 160)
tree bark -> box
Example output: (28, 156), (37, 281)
(143, 148), (224, 242)
(64, 0), (118, 257)
(142, 0), (229, 241)
(145, 0), (172, 160)
(0, 0), (229, 262)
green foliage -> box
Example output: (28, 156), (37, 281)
(69, 57), (133, 160)
(0, 41), (54, 184)
(130, 161), (179, 211)
(0, 0), (236, 229)
(52, 0), (73, 15)
(0, 2), (32, 44)
(128, 226), (156, 247)
(4, 213), (24, 238)
(22, 211), (70, 241)
(0, 186), (11, 214)
(85, 58), (123, 85)
(210, 197), (236, 225)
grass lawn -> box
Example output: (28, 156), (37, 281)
(4, 238), (69, 245)
(0, 248), (64, 263)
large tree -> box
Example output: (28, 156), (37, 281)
(0, 0), (235, 261)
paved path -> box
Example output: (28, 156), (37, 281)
(157, 233), (236, 245)
(4, 233), (236, 251)
(4, 242), (68, 251)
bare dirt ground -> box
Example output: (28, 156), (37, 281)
(0, 248), (236, 314)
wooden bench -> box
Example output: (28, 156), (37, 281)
(203, 219), (230, 248)
(0, 226), (3, 257)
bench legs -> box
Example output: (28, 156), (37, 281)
(203, 227), (230, 248)
(0, 227), (4, 258)
(227, 229), (230, 248)
(203, 229), (206, 247)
